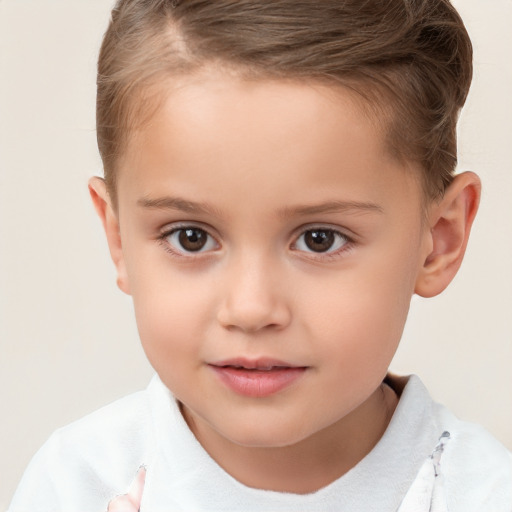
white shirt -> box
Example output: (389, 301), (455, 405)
(9, 374), (512, 512)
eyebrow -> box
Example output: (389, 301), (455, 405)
(137, 196), (384, 218)
(278, 200), (384, 218)
(137, 196), (223, 217)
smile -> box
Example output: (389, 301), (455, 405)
(209, 358), (308, 398)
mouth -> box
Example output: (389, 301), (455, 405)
(208, 358), (308, 397)
(210, 357), (303, 369)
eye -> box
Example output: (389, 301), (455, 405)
(165, 227), (218, 253)
(294, 228), (349, 254)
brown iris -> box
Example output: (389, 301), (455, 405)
(178, 228), (208, 251)
(303, 229), (335, 252)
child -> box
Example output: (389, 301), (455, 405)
(8, 0), (512, 510)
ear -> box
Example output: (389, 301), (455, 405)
(88, 177), (131, 295)
(415, 171), (481, 298)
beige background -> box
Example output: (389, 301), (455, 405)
(1, 0), (511, 508)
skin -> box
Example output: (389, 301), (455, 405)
(107, 467), (145, 512)
(91, 72), (480, 504)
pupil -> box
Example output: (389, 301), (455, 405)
(305, 230), (334, 252)
(179, 228), (207, 251)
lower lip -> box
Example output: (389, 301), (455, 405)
(210, 366), (307, 398)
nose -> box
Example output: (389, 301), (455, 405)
(216, 255), (292, 333)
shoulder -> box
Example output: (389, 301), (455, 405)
(8, 379), (158, 512)
(434, 403), (512, 511)
(392, 375), (512, 512)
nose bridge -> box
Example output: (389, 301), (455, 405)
(217, 247), (291, 332)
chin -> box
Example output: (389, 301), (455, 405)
(220, 419), (313, 449)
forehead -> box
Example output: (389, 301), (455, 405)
(123, 71), (383, 154)
(117, 74), (422, 217)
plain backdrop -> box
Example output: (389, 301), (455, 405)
(1, 0), (511, 508)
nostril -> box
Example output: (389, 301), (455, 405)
(216, 283), (292, 332)
(217, 304), (276, 332)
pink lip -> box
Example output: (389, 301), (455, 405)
(209, 358), (307, 398)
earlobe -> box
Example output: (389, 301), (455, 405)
(88, 177), (131, 295)
(415, 172), (481, 298)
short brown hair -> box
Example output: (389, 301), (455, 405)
(97, 0), (472, 202)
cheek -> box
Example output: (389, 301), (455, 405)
(302, 252), (417, 369)
(310, 291), (405, 365)
(128, 263), (216, 371)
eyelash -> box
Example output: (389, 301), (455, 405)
(157, 224), (355, 260)
(291, 227), (354, 260)
(158, 223), (220, 259)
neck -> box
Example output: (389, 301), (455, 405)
(182, 382), (398, 494)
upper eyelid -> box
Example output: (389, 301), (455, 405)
(159, 221), (220, 241)
(291, 228), (351, 248)
(292, 223), (355, 242)
(159, 221), (218, 238)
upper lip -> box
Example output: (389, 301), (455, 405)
(209, 357), (303, 370)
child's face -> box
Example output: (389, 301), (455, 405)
(113, 74), (431, 448)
